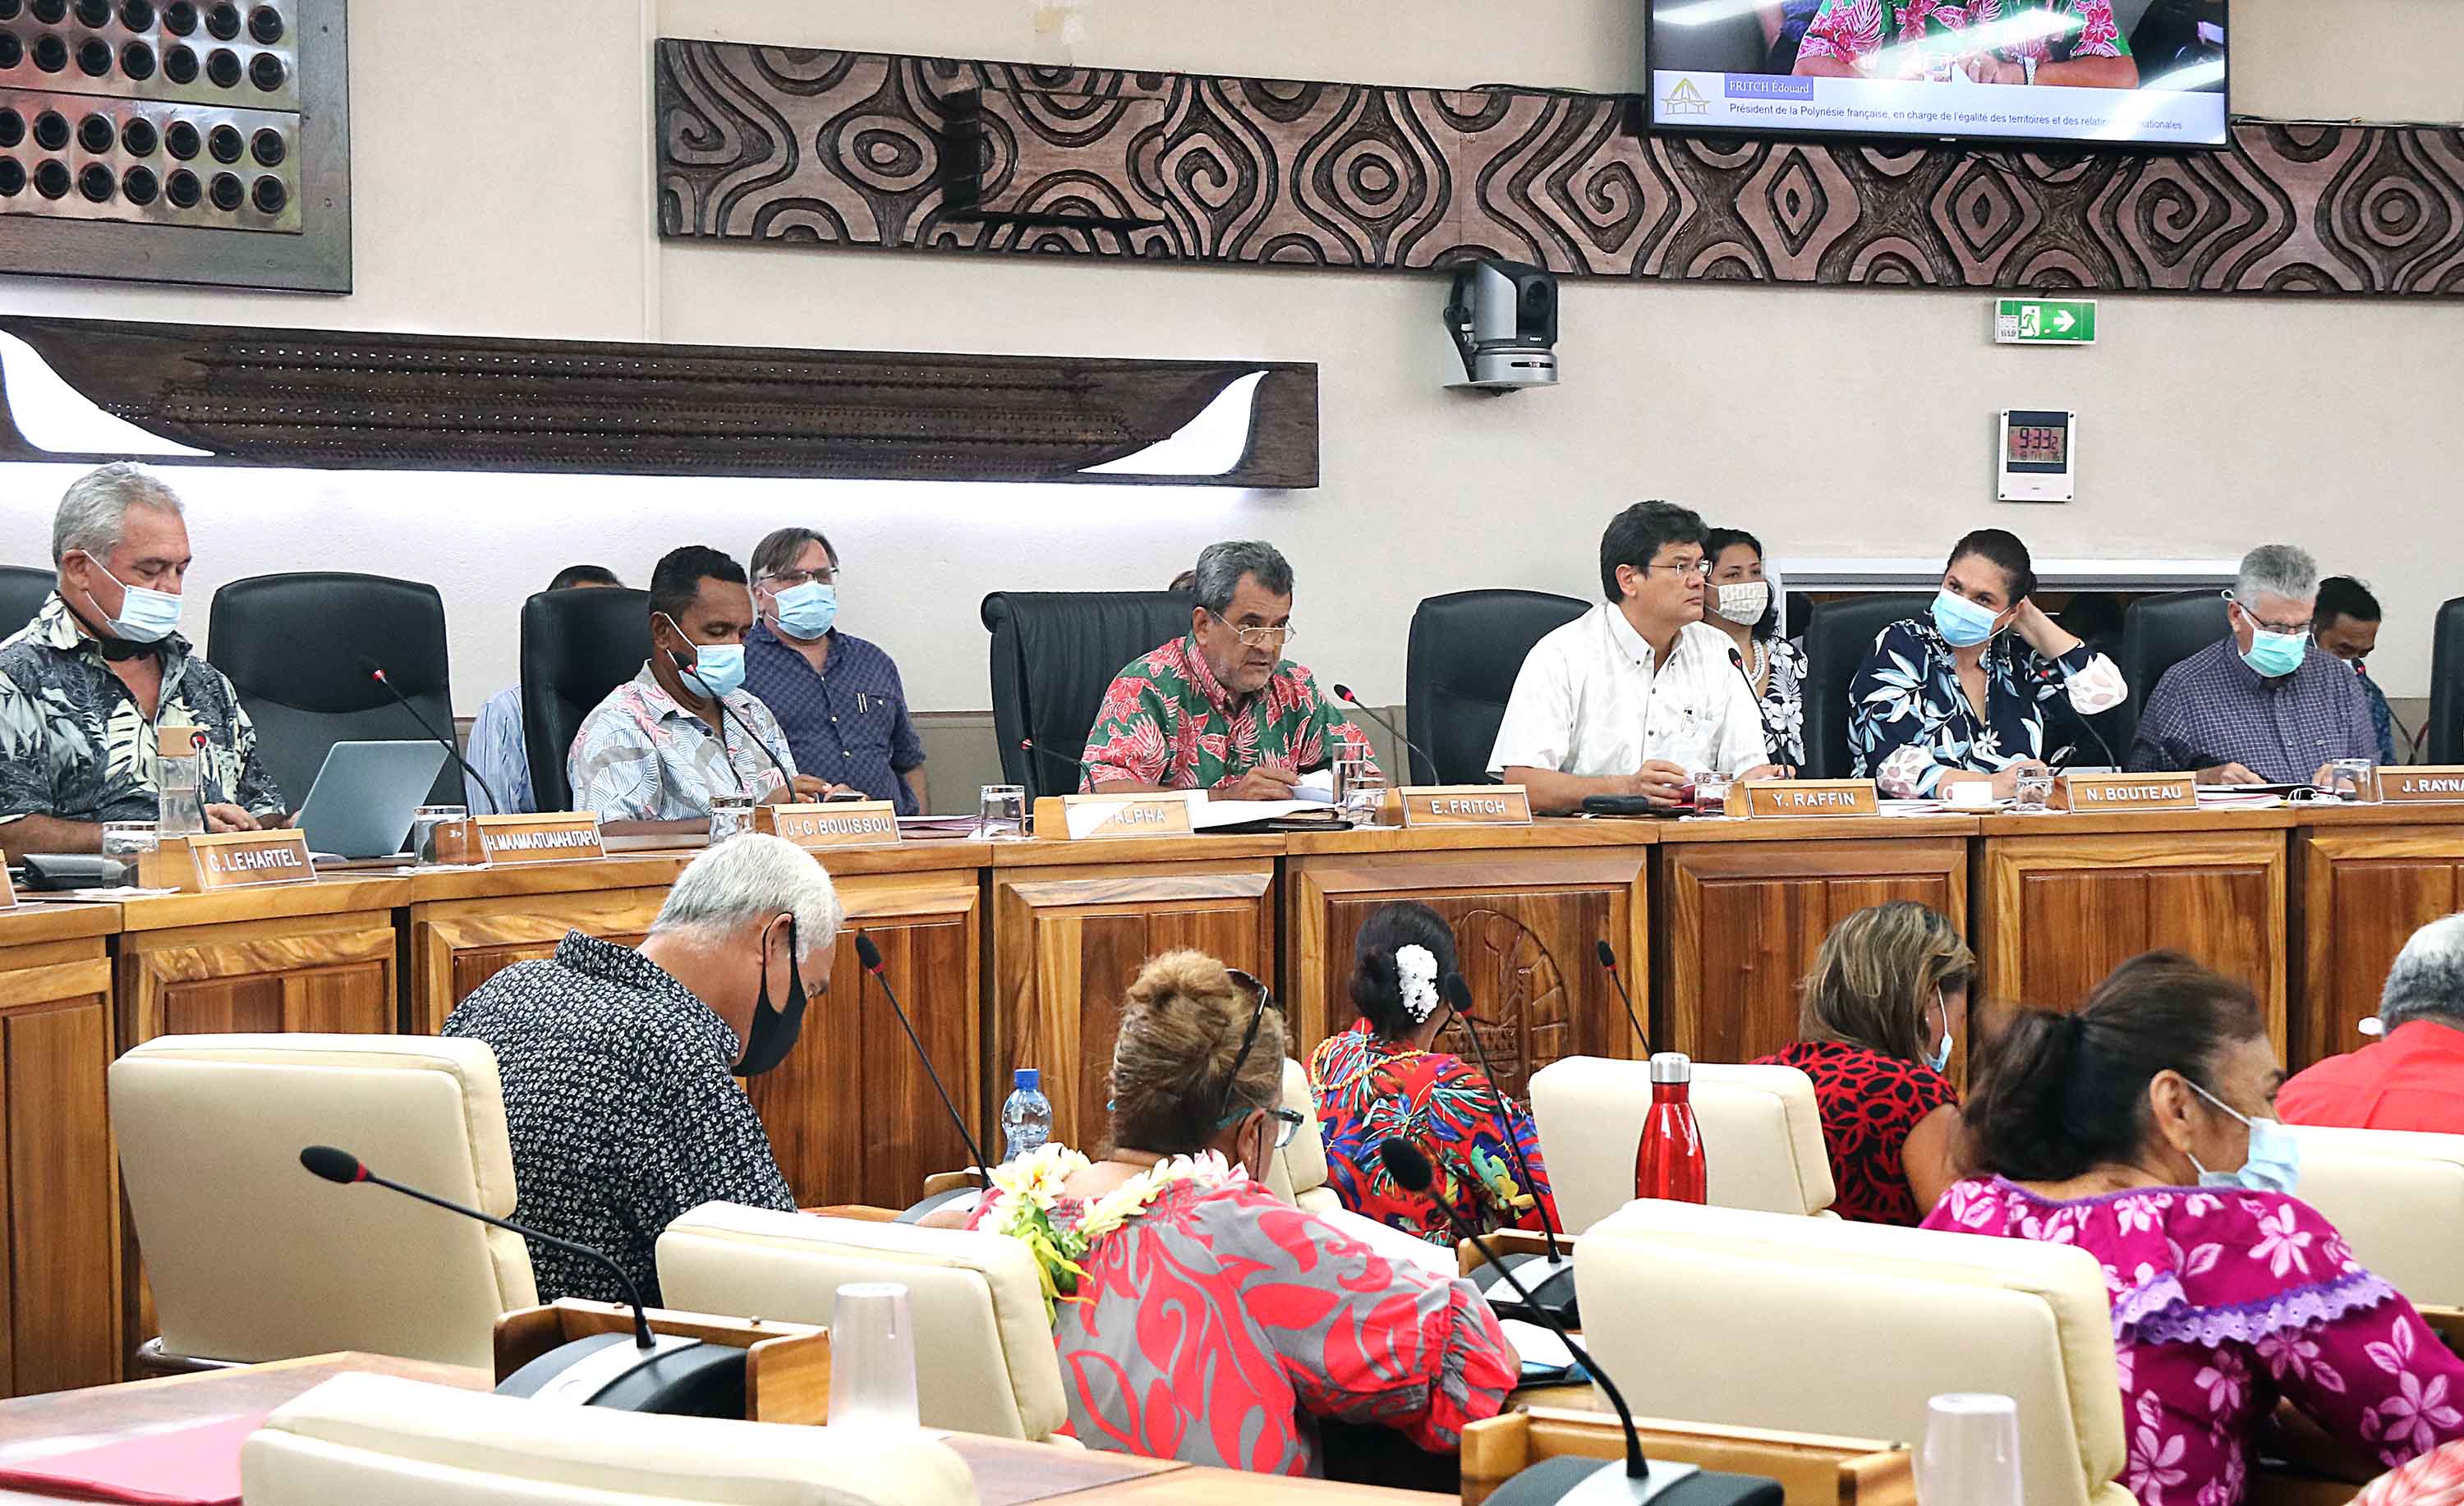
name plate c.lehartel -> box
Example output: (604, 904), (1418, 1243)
(1055, 792), (1197, 841)
(756, 801), (902, 849)
(187, 829), (318, 891)
(2383, 767), (2464, 804)
(1728, 779), (1880, 818)
(474, 812), (607, 865)
(2056, 771), (2197, 812)
(1397, 785), (1533, 828)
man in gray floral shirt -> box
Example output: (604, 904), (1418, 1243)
(0, 464), (286, 860)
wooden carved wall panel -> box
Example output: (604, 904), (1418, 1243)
(658, 39), (2464, 297)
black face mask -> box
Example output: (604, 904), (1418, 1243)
(735, 915), (809, 1077)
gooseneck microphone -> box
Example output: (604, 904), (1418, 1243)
(1594, 939), (1653, 1058)
(855, 931), (991, 1188)
(1330, 684), (1449, 787)
(1441, 975), (1563, 1266)
(357, 655), (501, 815)
(301, 1144), (653, 1351)
(678, 656), (798, 801)
(1018, 737), (1091, 796)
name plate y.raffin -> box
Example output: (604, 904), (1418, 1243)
(2056, 772), (2197, 811)
(2383, 767), (2464, 804)
(756, 801), (902, 849)
(186, 829), (318, 891)
(1041, 792), (1198, 842)
(1396, 785), (1533, 828)
(1728, 779), (1881, 818)
(473, 813), (607, 865)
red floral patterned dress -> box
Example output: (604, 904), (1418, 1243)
(1309, 1022), (1559, 1245)
(1754, 1040), (1956, 1226)
(968, 1168), (1515, 1476)
(1799, 0), (2130, 71)
(1078, 634), (1377, 793)
(1926, 1178), (2464, 1506)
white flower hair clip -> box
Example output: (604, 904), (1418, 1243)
(1396, 944), (1441, 1022)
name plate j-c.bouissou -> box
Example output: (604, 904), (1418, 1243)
(2057, 771), (2197, 811)
(1398, 785), (1533, 827)
(187, 829), (318, 891)
(756, 801), (902, 849)
(2383, 767), (2464, 804)
(475, 813), (608, 865)
(1053, 793), (1198, 841)
(1731, 779), (1880, 818)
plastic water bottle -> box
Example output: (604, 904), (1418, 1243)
(1000, 1068), (1052, 1162)
(1633, 1052), (1708, 1204)
(155, 717), (205, 836)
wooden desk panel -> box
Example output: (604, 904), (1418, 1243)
(1657, 825), (1971, 1065)
(992, 849), (1277, 1151)
(0, 907), (119, 1398)
(114, 879), (408, 1047)
(2292, 820), (2464, 1068)
(1976, 818), (2289, 1043)
(1284, 833), (1651, 1095)
(404, 857), (692, 1035)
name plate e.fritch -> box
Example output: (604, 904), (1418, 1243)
(473, 812), (607, 865)
(2382, 767), (2464, 804)
(756, 801), (902, 849)
(186, 828), (318, 891)
(2056, 771), (2197, 812)
(1729, 779), (1881, 818)
(1397, 785), (1533, 828)
(1050, 792), (1198, 841)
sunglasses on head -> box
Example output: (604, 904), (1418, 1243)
(1211, 968), (1300, 1147)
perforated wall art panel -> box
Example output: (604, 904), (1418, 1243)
(0, 0), (345, 291)
(655, 39), (2464, 298)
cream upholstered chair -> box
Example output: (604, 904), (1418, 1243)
(1265, 1058), (1340, 1213)
(1529, 1057), (1836, 1231)
(656, 1203), (1068, 1441)
(108, 1033), (536, 1370)
(241, 1371), (976, 1506)
(2287, 1125), (2464, 1306)
(1577, 1199), (2128, 1506)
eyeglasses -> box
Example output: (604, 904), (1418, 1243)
(1207, 610), (1296, 648)
(764, 567), (839, 589)
(1637, 559), (1712, 579)
(2225, 594), (2311, 636)
(1211, 968), (1285, 1126)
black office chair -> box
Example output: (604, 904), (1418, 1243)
(2116, 589), (2231, 758)
(0, 564), (53, 639)
(207, 573), (462, 813)
(1800, 595), (1932, 780)
(981, 591), (1198, 801)
(520, 587), (652, 814)
(2430, 596), (2464, 765)
(1404, 590), (1589, 786)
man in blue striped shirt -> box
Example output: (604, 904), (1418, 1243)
(740, 527), (929, 815)
(463, 564), (624, 813)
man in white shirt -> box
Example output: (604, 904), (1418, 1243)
(1490, 501), (1780, 815)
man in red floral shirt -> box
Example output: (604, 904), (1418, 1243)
(1081, 540), (1378, 801)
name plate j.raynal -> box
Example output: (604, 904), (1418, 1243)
(187, 829), (318, 891)
(2056, 771), (2197, 812)
(1731, 779), (1880, 818)
(756, 801), (902, 849)
(1397, 785), (1533, 828)
(2382, 767), (2464, 804)
(1058, 793), (1198, 841)
(476, 812), (607, 865)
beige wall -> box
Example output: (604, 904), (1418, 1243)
(3, 0), (2460, 792)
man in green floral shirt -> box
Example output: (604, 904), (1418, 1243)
(1081, 541), (1378, 801)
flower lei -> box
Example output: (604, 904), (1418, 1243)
(986, 1141), (1243, 1322)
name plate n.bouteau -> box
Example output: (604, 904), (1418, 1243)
(756, 801), (902, 849)
(1395, 785), (1533, 828)
(1728, 779), (1881, 818)
(2382, 767), (2464, 805)
(2056, 771), (2197, 812)
(186, 829), (318, 891)
(471, 812), (607, 865)
(1042, 793), (1198, 842)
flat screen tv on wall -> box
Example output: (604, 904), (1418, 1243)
(1644, 0), (2227, 149)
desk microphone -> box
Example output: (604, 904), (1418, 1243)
(678, 658), (798, 801)
(1441, 974), (1575, 1330)
(855, 932), (992, 1191)
(1379, 1141), (1777, 1505)
(1018, 738), (1092, 797)
(356, 656), (500, 815)
(1331, 684), (1455, 787)
(2022, 654), (2123, 770)
(1594, 940), (1652, 1058)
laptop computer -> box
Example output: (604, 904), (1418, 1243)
(295, 741), (451, 859)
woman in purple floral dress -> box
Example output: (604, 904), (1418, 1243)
(1933, 952), (2464, 1506)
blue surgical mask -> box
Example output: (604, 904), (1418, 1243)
(78, 552), (182, 644)
(659, 612), (747, 699)
(2241, 627), (2308, 680)
(2185, 1079), (2301, 1196)
(1924, 987), (1954, 1076)
(770, 581), (837, 641)
(1930, 588), (2002, 648)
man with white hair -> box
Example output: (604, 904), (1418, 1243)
(441, 834), (842, 1304)
(2126, 543), (2377, 785)
(2282, 913), (2464, 1134)
(0, 463), (286, 860)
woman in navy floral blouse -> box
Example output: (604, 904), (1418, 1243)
(1848, 530), (2126, 799)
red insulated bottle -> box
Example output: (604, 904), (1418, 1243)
(1634, 1051), (1708, 1203)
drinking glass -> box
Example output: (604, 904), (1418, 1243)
(2325, 757), (2379, 804)
(828, 1281), (921, 1430)
(1918, 1393), (2023, 1506)
(1690, 770), (1732, 815)
(2012, 771), (2056, 814)
(1333, 755), (1387, 823)
(409, 805), (470, 865)
(99, 820), (160, 859)
(977, 783), (1028, 841)
(707, 792), (755, 843)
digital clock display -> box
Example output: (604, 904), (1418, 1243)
(2007, 423), (2068, 466)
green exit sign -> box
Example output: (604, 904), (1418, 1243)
(1996, 298), (2098, 346)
